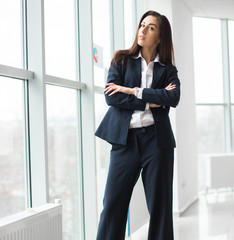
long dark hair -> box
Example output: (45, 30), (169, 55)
(111, 10), (175, 66)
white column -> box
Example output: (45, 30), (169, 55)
(171, 0), (198, 215)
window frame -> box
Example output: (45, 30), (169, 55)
(194, 17), (233, 153)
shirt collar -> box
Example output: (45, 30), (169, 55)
(133, 51), (165, 66)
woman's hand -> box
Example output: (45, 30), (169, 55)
(150, 83), (176, 108)
(104, 83), (134, 96)
(165, 83), (176, 91)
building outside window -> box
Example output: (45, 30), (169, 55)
(193, 17), (234, 191)
(0, 0), (28, 218)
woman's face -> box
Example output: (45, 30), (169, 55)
(138, 15), (160, 50)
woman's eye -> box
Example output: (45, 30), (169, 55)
(141, 24), (145, 28)
(149, 27), (155, 30)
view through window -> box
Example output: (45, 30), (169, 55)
(193, 17), (234, 191)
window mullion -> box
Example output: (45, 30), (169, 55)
(221, 19), (232, 152)
(27, 0), (49, 207)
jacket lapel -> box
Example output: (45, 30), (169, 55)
(151, 62), (166, 88)
(129, 58), (142, 87)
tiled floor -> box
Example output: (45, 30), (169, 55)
(127, 191), (234, 240)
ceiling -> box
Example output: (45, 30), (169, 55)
(182, 0), (234, 20)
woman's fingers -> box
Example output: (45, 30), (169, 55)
(165, 83), (176, 91)
(104, 83), (121, 95)
(104, 83), (117, 93)
(108, 89), (119, 96)
(104, 86), (114, 94)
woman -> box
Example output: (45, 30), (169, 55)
(95, 10), (180, 240)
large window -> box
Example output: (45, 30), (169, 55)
(0, 0), (86, 238)
(193, 18), (223, 104)
(0, 0), (28, 218)
(193, 17), (234, 190)
(44, 0), (77, 80)
(0, 77), (26, 217)
(46, 85), (82, 240)
(0, 1), (22, 67)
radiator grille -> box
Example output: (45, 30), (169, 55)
(0, 204), (62, 240)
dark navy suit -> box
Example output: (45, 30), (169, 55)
(95, 57), (180, 240)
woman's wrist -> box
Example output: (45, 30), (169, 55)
(126, 87), (135, 95)
(128, 87), (136, 95)
(134, 87), (139, 96)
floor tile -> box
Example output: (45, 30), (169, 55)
(127, 191), (234, 240)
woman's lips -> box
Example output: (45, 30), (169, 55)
(138, 35), (145, 40)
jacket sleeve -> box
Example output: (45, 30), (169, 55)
(142, 65), (181, 108)
(105, 62), (146, 111)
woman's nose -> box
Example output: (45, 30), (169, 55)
(142, 27), (147, 34)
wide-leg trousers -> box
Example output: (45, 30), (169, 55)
(96, 124), (174, 240)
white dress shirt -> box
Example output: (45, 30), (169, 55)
(129, 51), (164, 129)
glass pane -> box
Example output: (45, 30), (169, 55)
(94, 93), (111, 219)
(193, 17), (223, 103)
(124, 0), (136, 49)
(0, 77), (26, 217)
(196, 105), (225, 190)
(232, 106), (234, 150)
(0, 1), (22, 67)
(46, 85), (82, 240)
(196, 105), (225, 153)
(44, 0), (77, 80)
(92, 0), (111, 87)
(229, 21), (234, 103)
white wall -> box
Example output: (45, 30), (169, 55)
(144, 0), (198, 215)
(171, 0), (198, 214)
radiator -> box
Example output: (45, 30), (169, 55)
(206, 154), (234, 189)
(0, 203), (62, 240)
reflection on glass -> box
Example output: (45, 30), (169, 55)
(0, 77), (25, 217)
(94, 93), (111, 219)
(0, 1), (22, 67)
(44, 0), (77, 80)
(193, 17), (223, 103)
(229, 21), (234, 103)
(196, 106), (225, 190)
(46, 85), (81, 240)
(92, 0), (111, 87)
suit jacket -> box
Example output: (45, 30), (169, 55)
(95, 57), (181, 149)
